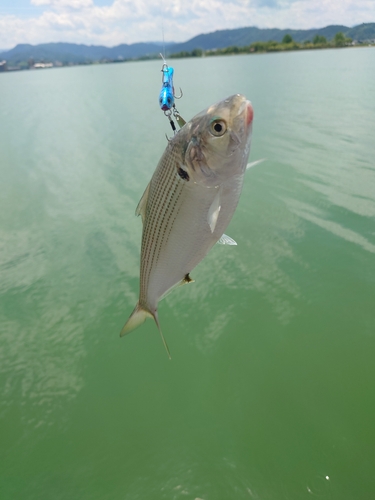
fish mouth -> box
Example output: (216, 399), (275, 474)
(245, 100), (254, 127)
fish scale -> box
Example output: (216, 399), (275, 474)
(121, 94), (253, 357)
(140, 148), (184, 306)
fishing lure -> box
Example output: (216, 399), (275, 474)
(159, 62), (175, 112)
(158, 55), (186, 133)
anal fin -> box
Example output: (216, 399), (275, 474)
(183, 273), (194, 283)
(159, 274), (195, 302)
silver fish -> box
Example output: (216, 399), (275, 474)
(121, 94), (254, 356)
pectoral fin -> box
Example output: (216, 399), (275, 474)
(207, 189), (221, 233)
(135, 182), (150, 224)
(217, 234), (237, 245)
(246, 159), (265, 170)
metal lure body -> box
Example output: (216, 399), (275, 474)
(159, 64), (175, 112)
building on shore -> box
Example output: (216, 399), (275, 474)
(0, 60), (7, 72)
(33, 62), (53, 69)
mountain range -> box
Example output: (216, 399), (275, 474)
(1, 23), (374, 66)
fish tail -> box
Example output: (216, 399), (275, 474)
(120, 303), (172, 360)
(120, 302), (152, 337)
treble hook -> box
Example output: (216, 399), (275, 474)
(158, 53), (186, 131)
(174, 87), (183, 99)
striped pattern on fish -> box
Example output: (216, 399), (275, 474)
(121, 94), (254, 356)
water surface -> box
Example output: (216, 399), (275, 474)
(1, 48), (375, 499)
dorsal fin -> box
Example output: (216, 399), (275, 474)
(135, 181), (151, 224)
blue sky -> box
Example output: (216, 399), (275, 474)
(0, 0), (374, 49)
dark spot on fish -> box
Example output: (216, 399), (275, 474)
(184, 274), (193, 283)
(177, 167), (189, 181)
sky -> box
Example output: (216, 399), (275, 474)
(0, 0), (374, 49)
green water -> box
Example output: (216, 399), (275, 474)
(1, 48), (375, 500)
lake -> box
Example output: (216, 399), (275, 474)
(1, 47), (375, 500)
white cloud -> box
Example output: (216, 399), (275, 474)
(31, 0), (93, 7)
(0, 0), (374, 49)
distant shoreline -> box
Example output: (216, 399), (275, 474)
(169, 33), (373, 59)
(1, 35), (374, 73)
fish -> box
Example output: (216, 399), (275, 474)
(121, 94), (254, 356)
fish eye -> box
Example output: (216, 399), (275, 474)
(210, 119), (227, 137)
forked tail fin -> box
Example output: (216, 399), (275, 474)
(152, 310), (171, 360)
(120, 302), (151, 336)
(120, 302), (171, 359)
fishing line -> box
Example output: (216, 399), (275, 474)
(158, 18), (186, 134)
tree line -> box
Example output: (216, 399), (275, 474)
(169, 32), (355, 59)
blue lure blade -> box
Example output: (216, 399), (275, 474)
(159, 65), (175, 111)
